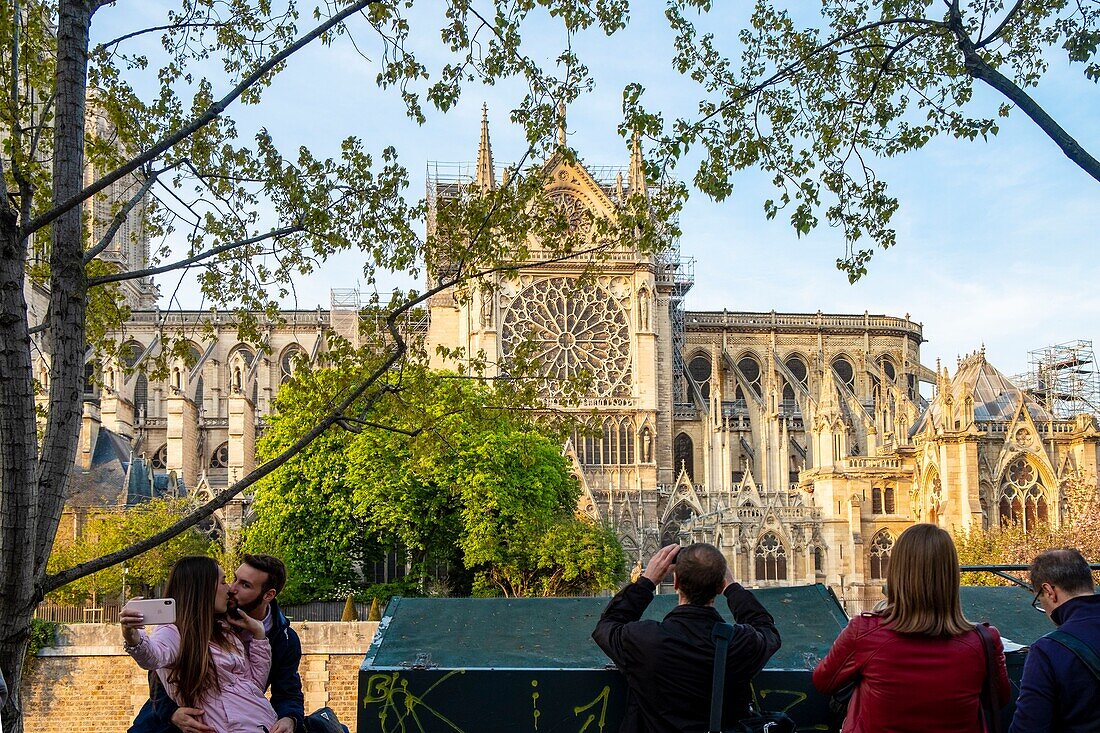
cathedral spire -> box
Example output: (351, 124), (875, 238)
(476, 103), (496, 192)
(628, 131), (647, 197)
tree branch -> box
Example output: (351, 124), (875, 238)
(22, 0), (382, 240)
(86, 225), (301, 286)
(949, 13), (1100, 183)
(977, 0), (1027, 47)
(82, 168), (164, 263)
(95, 21), (231, 53)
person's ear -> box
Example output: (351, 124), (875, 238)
(672, 572), (680, 590)
(263, 588), (277, 604)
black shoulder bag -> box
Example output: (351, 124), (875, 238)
(974, 623), (1005, 733)
(711, 622), (796, 733)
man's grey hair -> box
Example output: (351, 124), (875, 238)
(1029, 548), (1095, 596)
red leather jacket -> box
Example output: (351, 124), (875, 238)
(813, 613), (1011, 733)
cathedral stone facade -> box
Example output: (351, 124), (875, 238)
(74, 114), (1099, 609)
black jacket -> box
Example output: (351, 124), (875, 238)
(128, 599), (305, 733)
(592, 578), (781, 733)
(1010, 593), (1100, 733)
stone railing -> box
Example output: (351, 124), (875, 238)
(843, 456), (905, 470)
(685, 310), (923, 338)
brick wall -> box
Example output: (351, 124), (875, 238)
(23, 621), (377, 732)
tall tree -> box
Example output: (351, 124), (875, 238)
(639, 0), (1099, 280)
(0, 3), (674, 729)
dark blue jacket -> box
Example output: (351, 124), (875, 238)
(1010, 593), (1100, 733)
(128, 600), (305, 733)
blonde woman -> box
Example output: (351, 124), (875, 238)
(813, 523), (1010, 732)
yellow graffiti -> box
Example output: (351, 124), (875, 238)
(754, 685), (829, 731)
(363, 670), (468, 733)
(531, 678), (541, 731)
(573, 685), (611, 733)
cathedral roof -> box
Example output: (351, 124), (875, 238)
(912, 350), (1052, 435)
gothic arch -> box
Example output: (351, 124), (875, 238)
(996, 454), (1050, 532)
(279, 344), (308, 384)
(674, 432), (694, 481)
(869, 529), (894, 580)
(754, 532), (788, 582)
(922, 465), (943, 525)
(831, 354), (856, 392)
(660, 501), (695, 546)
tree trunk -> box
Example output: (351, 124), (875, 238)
(0, 2), (94, 731)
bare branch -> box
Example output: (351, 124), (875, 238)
(86, 225), (301, 286)
(22, 0), (383, 239)
(95, 21), (231, 53)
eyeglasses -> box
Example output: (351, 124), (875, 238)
(1031, 588), (1046, 612)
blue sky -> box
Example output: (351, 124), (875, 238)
(94, 3), (1100, 379)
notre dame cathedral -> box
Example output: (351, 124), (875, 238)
(74, 109), (1100, 611)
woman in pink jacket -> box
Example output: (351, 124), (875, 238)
(120, 556), (277, 733)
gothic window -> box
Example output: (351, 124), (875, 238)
(928, 472), (942, 525)
(738, 355), (762, 397)
(572, 417), (635, 466)
(755, 533), (788, 582)
(120, 340), (143, 370)
(134, 373), (149, 421)
(674, 433), (694, 480)
(251, 379), (258, 407)
(280, 346), (307, 384)
(784, 355), (808, 387)
(210, 442), (229, 469)
(998, 457), (1047, 532)
(83, 360), (99, 396)
(661, 503), (694, 546)
(812, 546), (824, 574)
(870, 530), (893, 580)
(872, 487), (883, 514)
(689, 354), (711, 401)
(880, 357), (897, 382)
(500, 277), (631, 400)
(884, 487), (896, 514)
(151, 444), (168, 470)
(832, 357), (855, 392)
(194, 376), (204, 413)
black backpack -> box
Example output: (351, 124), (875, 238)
(303, 707), (349, 733)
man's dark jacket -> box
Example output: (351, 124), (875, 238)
(128, 599), (305, 733)
(1010, 593), (1100, 733)
(592, 577), (781, 733)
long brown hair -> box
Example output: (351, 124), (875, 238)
(164, 556), (231, 707)
(879, 523), (972, 637)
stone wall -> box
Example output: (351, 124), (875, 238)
(23, 621), (377, 732)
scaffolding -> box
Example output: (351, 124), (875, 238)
(1013, 340), (1100, 418)
(660, 247), (694, 405)
(329, 289), (362, 348)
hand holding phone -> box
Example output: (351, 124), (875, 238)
(122, 597), (177, 626)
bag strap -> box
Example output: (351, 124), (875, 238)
(1046, 629), (1100, 683)
(711, 622), (734, 733)
(974, 623), (1004, 733)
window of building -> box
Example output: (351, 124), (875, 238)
(832, 357), (855, 392)
(884, 487), (896, 514)
(738, 355), (762, 396)
(210, 442), (229, 469)
(870, 530), (893, 580)
(755, 532), (788, 582)
(998, 457), (1048, 532)
(572, 417), (636, 466)
(880, 357), (897, 382)
(784, 355), (808, 387)
(134, 373), (149, 421)
(280, 346), (307, 384)
(151, 444), (168, 470)
(812, 546), (824, 574)
(674, 433), (694, 480)
(872, 487), (883, 514)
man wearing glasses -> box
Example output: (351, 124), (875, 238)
(1011, 548), (1100, 733)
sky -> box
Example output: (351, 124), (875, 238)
(92, 3), (1100, 380)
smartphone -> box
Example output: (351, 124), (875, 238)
(123, 598), (176, 625)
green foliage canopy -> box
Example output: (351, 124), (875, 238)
(243, 363), (625, 602)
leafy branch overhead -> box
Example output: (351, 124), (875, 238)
(641, 0), (1100, 281)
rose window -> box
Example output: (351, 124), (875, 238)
(501, 277), (631, 399)
(549, 191), (593, 238)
